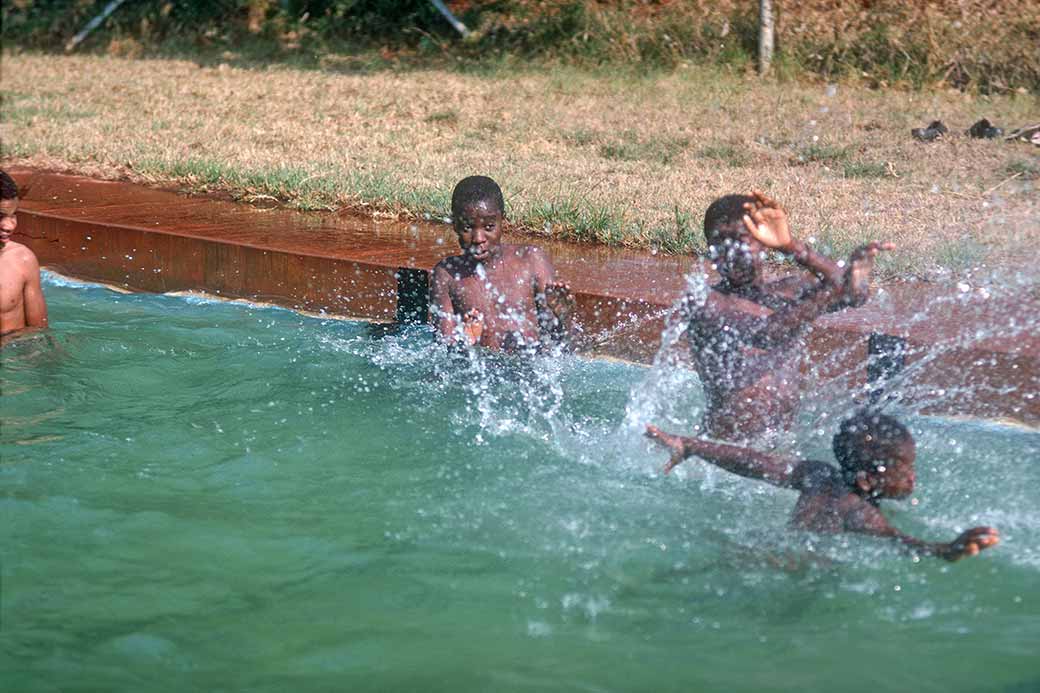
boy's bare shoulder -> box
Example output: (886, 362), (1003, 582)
(790, 458), (842, 492)
(0, 241), (40, 268)
(1, 240), (35, 257)
(433, 254), (465, 275)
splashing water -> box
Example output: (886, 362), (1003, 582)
(2, 276), (1038, 691)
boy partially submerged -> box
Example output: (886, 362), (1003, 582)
(0, 169), (48, 347)
(431, 176), (574, 352)
(676, 191), (892, 443)
(646, 411), (999, 561)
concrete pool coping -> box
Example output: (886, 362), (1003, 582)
(8, 166), (1039, 426)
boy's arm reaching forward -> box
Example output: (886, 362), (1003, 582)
(842, 501), (999, 561)
(430, 263), (482, 346)
(698, 240), (894, 353)
(742, 190), (893, 309)
(645, 425), (806, 486)
(529, 247), (574, 347)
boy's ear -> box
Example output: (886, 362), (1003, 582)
(854, 471), (874, 494)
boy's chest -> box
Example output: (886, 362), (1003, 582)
(453, 269), (537, 315)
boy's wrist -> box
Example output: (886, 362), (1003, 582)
(786, 239), (808, 261)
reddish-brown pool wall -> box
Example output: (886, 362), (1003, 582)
(9, 168), (1039, 426)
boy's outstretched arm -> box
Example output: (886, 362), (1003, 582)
(645, 425), (803, 486)
(735, 240), (894, 350)
(740, 280), (844, 350)
(844, 503), (1000, 561)
(742, 191), (894, 308)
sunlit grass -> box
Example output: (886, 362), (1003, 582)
(2, 51), (1037, 278)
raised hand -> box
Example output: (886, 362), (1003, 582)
(544, 281), (576, 320)
(742, 190), (793, 251)
(843, 241), (895, 307)
(645, 424), (689, 474)
(462, 309), (484, 345)
(943, 526), (1000, 561)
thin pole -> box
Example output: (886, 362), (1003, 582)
(65, 0), (131, 53)
(758, 0), (774, 74)
(429, 0), (470, 38)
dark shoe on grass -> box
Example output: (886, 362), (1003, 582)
(911, 120), (949, 142)
(967, 118), (1004, 139)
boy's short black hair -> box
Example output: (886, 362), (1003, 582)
(0, 170), (18, 201)
(833, 409), (912, 476)
(451, 175), (505, 219)
(703, 194), (755, 243)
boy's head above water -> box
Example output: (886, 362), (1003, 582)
(0, 169), (20, 247)
(451, 176), (505, 263)
(833, 410), (916, 499)
(703, 194), (764, 286)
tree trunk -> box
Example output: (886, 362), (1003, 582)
(759, 0), (774, 74)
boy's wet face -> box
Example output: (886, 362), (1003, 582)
(454, 200), (503, 262)
(708, 224), (763, 286)
(0, 197), (18, 247)
(877, 439), (917, 498)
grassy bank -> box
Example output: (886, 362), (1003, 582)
(1, 52), (1037, 277)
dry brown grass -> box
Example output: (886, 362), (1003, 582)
(2, 52), (1037, 277)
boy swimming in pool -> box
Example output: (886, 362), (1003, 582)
(645, 410), (999, 561)
(431, 176), (574, 352)
(0, 169), (49, 347)
(673, 191), (893, 443)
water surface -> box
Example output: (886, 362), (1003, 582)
(2, 277), (1038, 692)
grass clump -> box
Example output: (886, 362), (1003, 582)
(842, 160), (890, 180)
(792, 144), (851, 166)
(424, 109), (460, 125)
(1003, 159), (1040, 181)
(697, 142), (751, 168)
(598, 132), (689, 165)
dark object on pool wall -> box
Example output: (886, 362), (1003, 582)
(395, 267), (430, 324)
(911, 120), (949, 142)
(967, 119), (1004, 139)
(867, 332), (908, 406)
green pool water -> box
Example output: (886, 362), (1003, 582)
(2, 276), (1038, 692)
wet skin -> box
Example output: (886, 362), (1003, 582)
(646, 425), (1000, 561)
(430, 200), (574, 351)
(678, 191), (892, 442)
(0, 196), (48, 346)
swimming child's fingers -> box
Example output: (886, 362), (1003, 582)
(547, 281), (573, 294)
(645, 425), (674, 446)
(953, 527), (1000, 558)
(662, 454), (683, 475)
(742, 213), (759, 236)
(862, 241), (896, 255)
(967, 526), (1000, 548)
(751, 189), (781, 209)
